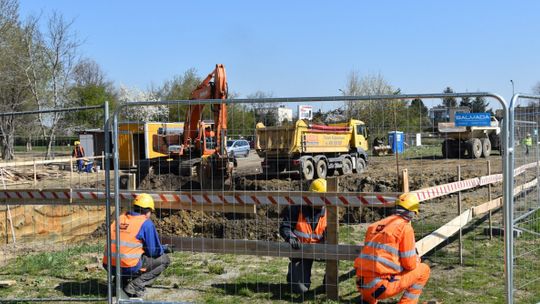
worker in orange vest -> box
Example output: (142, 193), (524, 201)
(279, 178), (327, 294)
(354, 193), (430, 304)
(103, 194), (171, 298)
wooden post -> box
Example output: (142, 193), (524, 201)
(69, 157), (73, 187)
(33, 160), (37, 186)
(457, 165), (463, 265)
(487, 161), (493, 240)
(402, 168), (409, 192)
(325, 177), (339, 300)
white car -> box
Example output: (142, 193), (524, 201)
(227, 140), (250, 158)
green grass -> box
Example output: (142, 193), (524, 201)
(401, 144), (441, 159)
(1, 224), (539, 303)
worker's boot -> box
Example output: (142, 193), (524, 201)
(291, 282), (309, 294)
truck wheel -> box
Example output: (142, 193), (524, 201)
(315, 159), (328, 179)
(338, 158), (353, 175)
(467, 138), (482, 159)
(442, 140), (449, 158)
(302, 159), (315, 180)
(481, 138), (491, 158)
(354, 157), (366, 174)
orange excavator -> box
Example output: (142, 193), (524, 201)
(140, 64), (234, 189)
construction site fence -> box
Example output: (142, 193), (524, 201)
(0, 103), (109, 303)
(3, 93), (540, 303)
(509, 94), (540, 303)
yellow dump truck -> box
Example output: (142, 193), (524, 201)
(255, 119), (369, 180)
(118, 122), (184, 169)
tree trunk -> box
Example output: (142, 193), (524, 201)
(0, 118), (15, 160)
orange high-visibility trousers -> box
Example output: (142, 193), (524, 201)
(358, 263), (430, 304)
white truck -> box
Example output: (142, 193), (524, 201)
(438, 117), (501, 158)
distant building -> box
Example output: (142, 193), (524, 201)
(429, 106), (470, 123)
(257, 106), (293, 126)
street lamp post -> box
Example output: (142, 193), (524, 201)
(510, 80), (515, 95)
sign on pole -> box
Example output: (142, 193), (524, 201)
(455, 113), (491, 127)
(298, 105), (313, 120)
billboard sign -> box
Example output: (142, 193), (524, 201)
(454, 112), (491, 127)
(298, 105), (313, 120)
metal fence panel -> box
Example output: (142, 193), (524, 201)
(108, 92), (515, 303)
(0, 104), (109, 303)
(510, 94), (540, 304)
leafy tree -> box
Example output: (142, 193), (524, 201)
(158, 68), (202, 121)
(342, 71), (406, 136)
(66, 58), (116, 130)
(471, 96), (489, 113)
(442, 87), (457, 108)
(459, 96), (472, 109)
(0, 7), (32, 160)
(407, 98), (430, 131)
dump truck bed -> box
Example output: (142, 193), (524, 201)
(256, 120), (354, 158)
(438, 121), (499, 140)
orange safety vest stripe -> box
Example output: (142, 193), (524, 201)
(354, 214), (417, 276)
(103, 214), (146, 268)
(293, 210), (327, 244)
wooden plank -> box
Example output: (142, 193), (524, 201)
(472, 198), (502, 217)
(416, 209), (472, 256)
(402, 168), (409, 192)
(0, 155), (104, 168)
(160, 236), (364, 261)
(0, 280), (16, 287)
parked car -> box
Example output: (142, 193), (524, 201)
(227, 139), (250, 158)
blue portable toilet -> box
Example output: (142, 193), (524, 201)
(388, 131), (404, 154)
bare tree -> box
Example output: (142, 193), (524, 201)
(342, 71), (406, 136)
(533, 82), (540, 95)
(23, 12), (80, 159)
(73, 57), (109, 88)
(0, 0), (18, 36)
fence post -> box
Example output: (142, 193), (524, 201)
(487, 161), (493, 240)
(69, 156), (73, 187)
(457, 165), (463, 265)
(402, 168), (409, 192)
(326, 177), (339, 300)
(33, 160), (37, 186)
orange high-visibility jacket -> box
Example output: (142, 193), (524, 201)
(354, 214), (418, 276)
(293, 210), (327, 243)
(103, 214), (146, 268)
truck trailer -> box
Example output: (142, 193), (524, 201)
(438, 117), (501, 158)
(255, 119), (369, 180)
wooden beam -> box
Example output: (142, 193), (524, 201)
(472, 198), (502, 217)
(160, 236), (363, 261)
(416, 209), (472, 256)
(0, 155), (104, 168)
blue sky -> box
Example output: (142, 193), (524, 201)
(19, 1), (540, 109)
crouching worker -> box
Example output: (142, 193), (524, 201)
(279, 178), (327, 294)
(354, 193), (430, 304)
(103, 193), (171, 298)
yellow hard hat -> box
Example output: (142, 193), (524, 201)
(74, 141), (80, 145)
(309, 178), (327, 193)
(396, 193), (419, 214)
(133, 193), (155, 211)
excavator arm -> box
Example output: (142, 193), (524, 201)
(183, 64), (228, 154)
